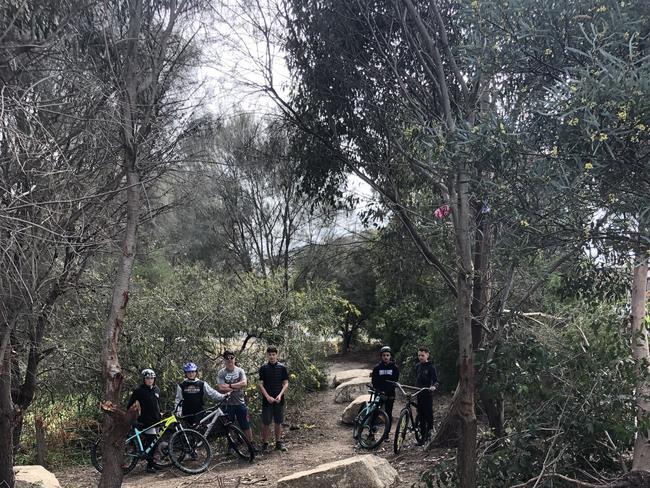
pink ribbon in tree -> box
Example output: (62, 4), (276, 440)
(434, 204), (451, 219)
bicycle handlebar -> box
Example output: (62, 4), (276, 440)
(387, 381), (431, 398)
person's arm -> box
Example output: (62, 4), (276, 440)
(216, 370), (232, 394)
(275, 367), (289, 402)
(371, 366), (379, 389)
(229, 369), (247, 390)
(430, 364), (440, 390)
(174, 385), (184, 411)
(126, 389), (138, 409)
(203, 381), (226, 402)
(276, 380), (289, 402)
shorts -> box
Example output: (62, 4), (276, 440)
(261, 400), (285, 425)
(223, 404), (250, 430)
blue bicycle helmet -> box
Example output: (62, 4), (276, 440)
(183, 362), (198, 373)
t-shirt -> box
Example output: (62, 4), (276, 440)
(217, 366), (247, 406)
(259, 361), (289, 402)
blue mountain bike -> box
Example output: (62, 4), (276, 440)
(352, 386), (390, 449)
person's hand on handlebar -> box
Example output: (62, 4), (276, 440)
(429, 385), (437, 392)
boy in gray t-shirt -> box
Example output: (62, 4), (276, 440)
(216, 350), (256, 448)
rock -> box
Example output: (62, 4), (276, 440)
(277, 454), (398, 488)
(341, 394), (371, 424)
(330, 369), (372, 388)
(14, 465), (62, 488)
(334, 376), (372, 404)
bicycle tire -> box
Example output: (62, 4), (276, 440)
(226, 424), (255, 462)
(352, 402), (369, 440)
(90, 437), (138, 474)
(393, 409), (410, 454)
(357, 408), (389, 449)
(413, 414), (424, 445)
(152, 430), (174, 469)
(169, 428), (212, 474)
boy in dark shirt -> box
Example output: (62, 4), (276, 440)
(127, 368), (161, 473)
(371, 346), (399, 437)
(414, 346), (439, 443)
(258, 346), (289, 451)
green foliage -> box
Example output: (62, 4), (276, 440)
(430, 299), (638, 487)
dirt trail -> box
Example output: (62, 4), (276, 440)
(56, 355), (449, 487)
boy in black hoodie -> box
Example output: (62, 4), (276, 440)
(414, 346), (439, 443)
(127, 368), (161, 473)
(371, 346), (399, 437)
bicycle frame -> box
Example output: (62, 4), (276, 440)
(128, 413), (179, 456)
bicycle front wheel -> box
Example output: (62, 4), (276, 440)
(169, 428), (212, 474)
(357, 409), (389, 449)
(226, 424), (254, 462)
(393, 410), (410, 454)
(90, 437), (138, 474)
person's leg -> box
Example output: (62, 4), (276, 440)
(143, 433), (158, 472)
(261, 402), (272, 448)
(384, 397), (395, 437)
(234, 404), (255, 445)
(274, 403), (287, 451)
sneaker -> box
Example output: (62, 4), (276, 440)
(145, 465), (157, 474)
(261, 442), (270, 451)
(252, 444), (260, 454)
(275, 441), (287, 452)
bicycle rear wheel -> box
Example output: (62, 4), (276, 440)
(226, 424), (254, 462)
(393, 410), (410, 454)
(357, 409), (389, 449)
(152, 430), (174, 469)
(90, 437), (138, 474)
(169, 428), (212, 474)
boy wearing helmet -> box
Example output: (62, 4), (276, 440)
(127, 368), (161, 473)
(371, 346), (399, 437)
(175, 362), (226, 425)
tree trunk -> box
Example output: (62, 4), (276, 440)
(0, 340), (15, 488)
(35, 416), (47, 467)
(98, 166), (140, 488)
(454, 163), (477, 488)
(631, 256), (650, 471)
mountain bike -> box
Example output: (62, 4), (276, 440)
(91, 409), (212, 475)
(190, 399), (255, 463)
(352, 386), (390, 449)
(388, 381), (430, 454)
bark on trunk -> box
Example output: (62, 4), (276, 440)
(98, 167), (140, 488)
(455, 163), (477, 488)
(0, 341), (15, 488)
(35, 416), (47, 467)
(631, 256), (650, 471)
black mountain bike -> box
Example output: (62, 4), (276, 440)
(388, 381), (430, 454)
(352, 386), (390, 449)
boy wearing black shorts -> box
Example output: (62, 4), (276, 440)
(258, 346), (289, 451)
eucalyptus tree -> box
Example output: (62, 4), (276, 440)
(277, 0), (647, 485)
(87, 1), (209, 486)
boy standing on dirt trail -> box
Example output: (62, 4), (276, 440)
(217, 350), (258, 451)
(371, 346), (400, 439)
(258, 345), (289, 452)
(414, 346), (439, 444)
(127, 368), (161, 474)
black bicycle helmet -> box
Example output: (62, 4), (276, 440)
(380, 346), (392, 354)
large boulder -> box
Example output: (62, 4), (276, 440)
(341, 394), (371, 425)
(330, 369), (372, 388)
(334, 376), (372, 404)
(14, 465), (62, 488)
(277, 454), (398, 488)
